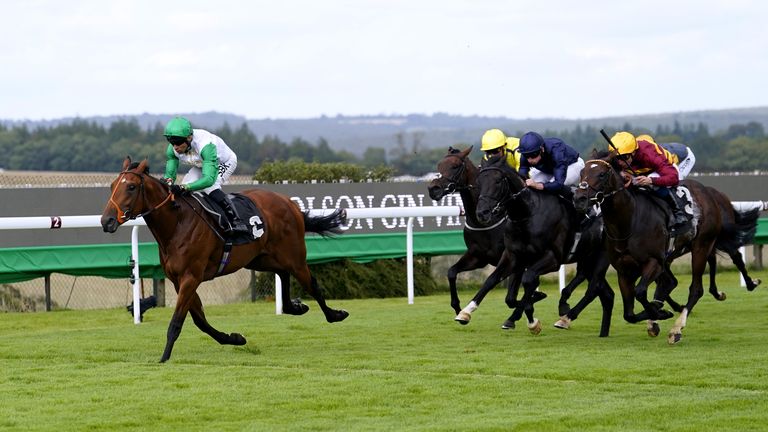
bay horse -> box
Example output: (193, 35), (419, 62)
(573, 150), (760, 343)
(427, 146), (511, 315)
(455, 155), (613, 335)
(101, 157), (349, 362)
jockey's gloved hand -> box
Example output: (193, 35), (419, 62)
(170, 184), (188, 196)
(164, 178), (173, 186)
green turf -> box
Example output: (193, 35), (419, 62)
(1, 270), (767, 431)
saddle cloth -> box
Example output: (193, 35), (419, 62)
(189, 192), (266, 244)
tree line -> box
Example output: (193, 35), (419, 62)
(0, 118), (765, 176)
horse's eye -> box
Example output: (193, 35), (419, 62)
(127, 184), (136, 191)
(598, 171), (607, 180)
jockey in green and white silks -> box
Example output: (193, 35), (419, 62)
(163, 129), (237, 193)
(162, 116), (248, 234)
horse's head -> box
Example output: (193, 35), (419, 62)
(101, 156), (170, 233)
(428, 145), (474, 201)
(475, 154), (525, 225)
(573, 149), (624, 213)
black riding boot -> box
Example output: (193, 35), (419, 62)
(209, 189), (249, 234)
(664, 188), (691, 235)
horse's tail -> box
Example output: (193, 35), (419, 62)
(716, 207), (760, 252)
(303, 208), (347, 237)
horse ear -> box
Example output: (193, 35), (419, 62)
(136, 159), (149, 174)
(461, 145), (473, 157)
(122, 156), (132, 171)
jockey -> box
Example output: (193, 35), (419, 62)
(162, 116), (249, 234)
(611, 131), (691, 234)
(636, 134), (696, 180)
(480, 128), (520, 170)
(517, 131), (584, 199)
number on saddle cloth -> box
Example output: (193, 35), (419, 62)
(190, 192), (265, 240)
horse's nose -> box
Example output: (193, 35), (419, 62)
(573, 194), (588, 213)
(101, 216), (118, 233)
(427, 183), (443, 201)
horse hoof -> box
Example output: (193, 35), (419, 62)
(747, 279), (762, 292)
(717, 292), (726, 301)
(528, 318), (542, 335)
(501, 319), (515, 330)
(326, 309), (349, 323)
(455, 311), (471, 325)
(230, 333), (247, 345)
(647, 322), (660, 338)
(668, 332), (682, 345)
(553, 316), (571, 330)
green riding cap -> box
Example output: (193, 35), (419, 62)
(164, 116), (193, 137)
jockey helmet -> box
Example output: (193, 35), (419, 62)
(164, 117), (193, 138)
(518, 132), (545, 155)
(505, 136), (520, 152)
(481, 129), (507, 151)
(636, 133), (657, 144)
(611, 131), (638, 155)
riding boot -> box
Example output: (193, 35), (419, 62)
(664, 188), (691, 235)
(209, 189), (249, 234)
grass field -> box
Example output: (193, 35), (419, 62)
(1, 269), (767, 431)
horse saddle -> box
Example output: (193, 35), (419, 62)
(190, 192), (266, 245)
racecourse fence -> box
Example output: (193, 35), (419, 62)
(1, 171), (767, 315)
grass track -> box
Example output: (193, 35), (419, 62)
(1, 270), (767, 431)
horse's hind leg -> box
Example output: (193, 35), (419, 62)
(277, 270), (309, 316)
(707, 254), (727, 300)
(726, 248), (761, 292)
(293, 265), (348, 323)
(188, 293), (246, 346)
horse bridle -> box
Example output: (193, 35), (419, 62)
(438, 154), (471, 195)
(107, 170), (174, 223)
(478, 166), (527, 216)
(577, 159), (624, 206)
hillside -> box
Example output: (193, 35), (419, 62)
(3, 107), (768, 156)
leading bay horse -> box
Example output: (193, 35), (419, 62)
(455, 155), (613, 335)
(573, 150), (760, 343)
(101, 157), (349, 362)
(427, 146), (511, 315)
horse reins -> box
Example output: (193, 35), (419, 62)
(107, 170), (174, 223)
(579, 159), (632, 242)
(577, 159), (624, 206)
(477, 166), (528, 217)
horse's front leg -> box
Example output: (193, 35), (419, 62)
(447, 253), (486, 315)
(634, 259), (673, 321)
(455, 251), (514, 325)
(188, 292), (246, 346)
(160, 277), (199, 363)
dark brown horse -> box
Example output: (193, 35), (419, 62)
(573, 150), (760, 343)
(427, 146), (510, 314)
(456, 155), (612, 335)
(101, 157), (349, 362)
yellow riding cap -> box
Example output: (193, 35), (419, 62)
(611, 131), (638, 155)
(636, 134), (656, 144)
(481, 129), (507, 151)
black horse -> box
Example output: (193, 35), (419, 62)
(573, 150), (760, 343)
(454, 155), (613, 335)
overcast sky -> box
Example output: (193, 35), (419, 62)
(1, 1), (766, 121)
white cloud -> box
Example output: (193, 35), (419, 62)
(0, 0), (766, 120)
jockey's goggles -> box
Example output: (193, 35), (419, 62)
(166, 136), (188, 146)
(523, 150), (541, 159)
